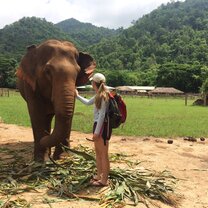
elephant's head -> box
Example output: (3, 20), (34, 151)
(16, 39), (95, 149)
(16, 40), (95, 91)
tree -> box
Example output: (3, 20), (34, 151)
(0, 56), (18, 88)
(156, 63), (203, 92)
(106, 71), (126, 87)
(201, 78), (208, 105)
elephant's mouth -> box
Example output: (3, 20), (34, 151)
(85, 61), (96, 77)
(76, 61), (96, 86)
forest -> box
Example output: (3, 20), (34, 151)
(0, 0), (208, 93)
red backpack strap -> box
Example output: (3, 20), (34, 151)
(108, 92), (114, 99)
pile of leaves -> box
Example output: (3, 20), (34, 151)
(0, 145), (180, 207)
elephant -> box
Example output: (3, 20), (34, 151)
(16, 39), (95, 162)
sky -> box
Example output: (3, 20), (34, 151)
(0, 0), (178, 29)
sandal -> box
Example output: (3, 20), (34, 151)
(91, 175), (100, 181)
(90, 180), (107, 187)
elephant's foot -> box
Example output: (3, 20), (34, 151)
(34, 147), (51, 162)
(53, 144), (69, 160)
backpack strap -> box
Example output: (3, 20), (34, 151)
(106, 114), (110, 144)
(103, 93), (111, 146)
(108, 92), (115, 99)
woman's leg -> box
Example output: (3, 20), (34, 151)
(100, 140), (109, 184)
(94, 137), (109, 185)
(94, 137), (103, 180)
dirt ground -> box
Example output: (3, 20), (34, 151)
(0, 122), (208, 208)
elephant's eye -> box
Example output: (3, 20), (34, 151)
(45, 67), (51, 79)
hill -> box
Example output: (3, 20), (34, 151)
(56, 18), (121, 47)
(0, 17), (77, 60)
(0, 0), (208, 92)
(89, 0), (208, 71)
(0, 17), (121, 60)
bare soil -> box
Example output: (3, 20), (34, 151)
(0, 122), (208, 208)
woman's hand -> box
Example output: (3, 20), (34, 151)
(85, 134), (99, 142)
(92, 133), (99, 141)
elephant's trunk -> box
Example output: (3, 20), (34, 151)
(40, 82), (76, 148)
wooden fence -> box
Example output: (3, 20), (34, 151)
(0, 88), (204, 106)
(0, 88), (10, 97)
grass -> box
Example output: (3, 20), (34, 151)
(118, 96), (208, 137)
(0, 92), (30, 126)
(0, 92), (208, 138)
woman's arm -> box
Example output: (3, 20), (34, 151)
(94, 99), (107, 135)
(76, 94), (95, 105)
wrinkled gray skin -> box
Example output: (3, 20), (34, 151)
(17, 39), (95, 162)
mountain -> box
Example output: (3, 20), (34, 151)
(0, 17), (121, 60)
(0, 17), (77, 60)
(0, 0), (208, 92)
(89, 0), (208, 70)
(56, 18), (122, 47)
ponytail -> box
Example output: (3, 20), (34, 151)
(95, 82), (109, 109)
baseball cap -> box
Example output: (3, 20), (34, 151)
(89, 73), (106, 83)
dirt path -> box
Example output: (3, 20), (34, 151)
(0, 122), (208, 208)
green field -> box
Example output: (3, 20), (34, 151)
(0, 92), (208, 138)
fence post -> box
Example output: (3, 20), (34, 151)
(185, 94), (187, 106)
(203, 94), (207, 106)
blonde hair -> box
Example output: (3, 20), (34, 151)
(95, 82), (109, 109)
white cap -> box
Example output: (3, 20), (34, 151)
(89, 73), (106, 83)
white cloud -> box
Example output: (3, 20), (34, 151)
(0, 0), (180, 29)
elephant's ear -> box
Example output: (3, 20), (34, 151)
(16, 44), (37, 91)
(76, 52), (96, 86)
(16, 67), (36, 91)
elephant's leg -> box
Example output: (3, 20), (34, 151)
(53, 138), (69, 160)
(33, 114), (54, 161)
(27, 100), (54, 162)
(31, 112), (54, 162)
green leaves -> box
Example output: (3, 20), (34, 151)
(105, 168), (178, 207)
(0, 145), (179, 208)
(0, 198), (31, 208)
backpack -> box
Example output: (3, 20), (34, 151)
(107, 92), (127, 128)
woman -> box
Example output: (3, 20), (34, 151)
(75, 73), (112, 186)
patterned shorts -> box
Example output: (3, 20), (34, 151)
(93, 121), (112, 144)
